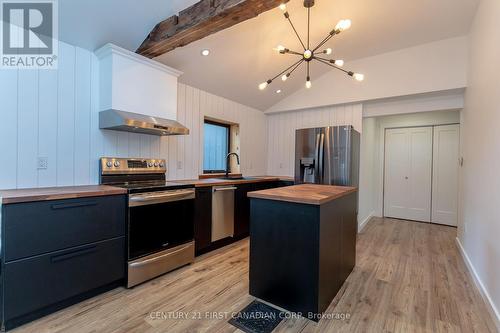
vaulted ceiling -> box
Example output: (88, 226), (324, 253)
(59, 0), (479, 111)
(58, 0), (199, 51)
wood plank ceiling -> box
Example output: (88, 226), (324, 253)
(137, 0), (289, 58)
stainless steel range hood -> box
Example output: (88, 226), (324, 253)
(99, 109), (189, 136)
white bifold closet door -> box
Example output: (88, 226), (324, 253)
(431, 124), (460, 226)
(384, 127), (433, 222)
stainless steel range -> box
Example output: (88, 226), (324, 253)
(100, 157), (195, 288)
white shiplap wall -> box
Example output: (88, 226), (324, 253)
(172, 83), (268, 179)
(0, 41), (267, 190)
(266, 104), (363, 176)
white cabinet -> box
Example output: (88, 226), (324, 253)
(383, 125), (459, 225)
(432, 124), (460, 226)
(384, 127), (433, 222)
(95, 43), (182, 120)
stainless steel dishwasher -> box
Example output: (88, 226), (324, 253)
(211, 186), (236, 242)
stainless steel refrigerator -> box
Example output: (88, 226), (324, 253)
(295, 125), (360, 186)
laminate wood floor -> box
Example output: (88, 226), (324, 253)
(12, 217), (497, 333)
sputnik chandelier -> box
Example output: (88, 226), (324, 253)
(259, 0), (364, 91)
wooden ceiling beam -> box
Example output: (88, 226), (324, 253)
(137, 0), (289, 58)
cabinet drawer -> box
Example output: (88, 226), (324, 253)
(3, 237), (125, 321)
(4, 195), (126, 261)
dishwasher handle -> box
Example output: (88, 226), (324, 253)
(212, 186), (237, 192)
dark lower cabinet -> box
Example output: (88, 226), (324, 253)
(0, 195), (127, 331)
(194, 187), (212, 254)
(4, 195), (125, 261)
(234, 183), (253, 238)
(234, 181), (291, 238)
(194, 180), (295, 256)
(277, 180), (295, 187)
(4, 238), (125, 324)
(253, 181), (278, 191)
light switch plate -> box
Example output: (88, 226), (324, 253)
(37, 157), (48, 169)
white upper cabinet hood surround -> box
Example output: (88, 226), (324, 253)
(95, 43), (188, 136)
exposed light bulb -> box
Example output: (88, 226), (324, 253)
(276, 89), (282, 94)
(325, 48), (332, 55)
(353, 73), (364, 81)
(281, 74), (288, 81)
(305, 80), (312, 89)
(201, 49), (210, 56)
(304, 49), (312, 59)
(334, 59), (344, 67)
(259, 82), (268, 90)
(279, 3), (287, 11)
(335, 19), (352, 32)
(274, 45), (286, 53)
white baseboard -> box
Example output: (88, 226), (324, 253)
(358, 211), (376, 233)
(455, 237), (500, 331)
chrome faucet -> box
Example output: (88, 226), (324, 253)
(226, 152), (240, 178)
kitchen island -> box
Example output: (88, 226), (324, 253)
(247, 184), (358, 321)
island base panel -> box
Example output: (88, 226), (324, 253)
(249, 193), (357, 321)
(249, 199), (320, 317)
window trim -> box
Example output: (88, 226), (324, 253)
(203, 119), (231, 174)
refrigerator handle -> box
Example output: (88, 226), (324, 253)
(318, 133), (325, 184)
(314, 133), (320, 183)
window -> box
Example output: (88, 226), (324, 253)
(203, 120), (230, 173)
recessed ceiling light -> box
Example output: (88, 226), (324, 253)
(201, 49), (210, 56)
(276, 89), (282, 94)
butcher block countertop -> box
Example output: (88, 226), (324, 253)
(0, 185), (127, 205)
(176, 176), (293, 188)
(247, 184), (357, 205)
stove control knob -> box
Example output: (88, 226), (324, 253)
(148, 162), (153, 167)
(159, 162), (165, 168)
(114, 161), (121, 167)
(106, 161), (113, 168)
(154, 162), (159, 167)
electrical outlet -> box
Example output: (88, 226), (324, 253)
(177, 161), (182, 170)
(37, 157), (48, 169)
(279, 163), (283, 169)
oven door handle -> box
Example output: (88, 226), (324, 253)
(129, 243), (194, 268)
(129, 189), (195, 207)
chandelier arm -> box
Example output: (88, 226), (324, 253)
(314, 57), (350, 75)
(289, 59), (304, 75)
(314, 55), (336, 62)
(312, 32), (336, 53)
(270, 59), (304, 81)
(285, 15), (307, 50)
(285, 50), (305, 56)
(307, 61), (310, 78)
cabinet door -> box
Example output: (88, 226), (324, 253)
(194, 188), (212, 252)
(432, 125), (459, 226)
(234, 184), (253, 238)
(384, 127), (433, 222)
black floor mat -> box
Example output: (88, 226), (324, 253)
(228, 300), (284, 333)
